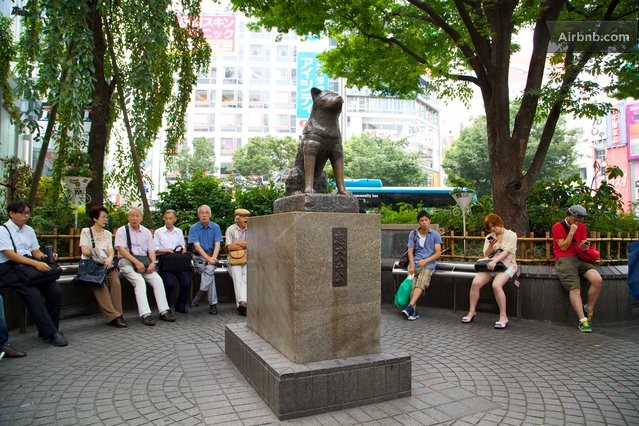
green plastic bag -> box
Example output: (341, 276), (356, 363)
(394, 276), (413, 309)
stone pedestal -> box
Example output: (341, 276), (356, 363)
(225, 210), (411, 419)
(247, 212), (380, 363)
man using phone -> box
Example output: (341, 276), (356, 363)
(552, 205), (603, 333)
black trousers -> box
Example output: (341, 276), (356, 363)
(0, 262), (61, 339)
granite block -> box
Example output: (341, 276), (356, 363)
(247, 212), (381, 363)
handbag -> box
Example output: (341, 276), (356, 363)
(73, 259), (107, 287)
(474, 250), (508, 272)
(2, 224), (62, 286)
(397, 229), (419, 269)
(228, 249), (247, 266)
(14, 261), (63, 286)
(394, 276), (413, 308)
(158, 250), (193, 272)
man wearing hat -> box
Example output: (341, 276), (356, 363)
(552, 205), (603, 333)
(225, 208), (250, 315)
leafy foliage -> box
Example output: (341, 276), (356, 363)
(443, 113), (580, 197)
(0, 15), (19, 122)
(169, 137), (216, 179)
(230, 135), (298, 179)
(0, 158), (33, 203)
(343, 134), (428, 186)
(234, 183), (284, 217)
(153, 176), (235, 231)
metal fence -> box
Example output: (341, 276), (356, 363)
(441, 231), (638, 264)
(38, 228), (637, 264)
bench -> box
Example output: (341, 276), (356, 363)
(10, 260), (233, 333)
(391, 261), (522, 319)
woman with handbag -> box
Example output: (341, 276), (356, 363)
(79, 207), (127, 328)
(462, 213), (517, 329)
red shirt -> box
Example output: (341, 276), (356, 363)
(552, 220), (587, 261)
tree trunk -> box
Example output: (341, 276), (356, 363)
(86, 2), (113, 210)
(28, 104), (58, 206)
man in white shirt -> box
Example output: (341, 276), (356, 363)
(154, 210), (192, 314)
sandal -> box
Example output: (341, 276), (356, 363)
(494, 320), (508, 329)
(461, 315), (475, 323)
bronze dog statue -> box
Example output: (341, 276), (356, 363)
(285, 88), (348, 196)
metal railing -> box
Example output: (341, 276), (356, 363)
(441, 231), (638, 264)
(36, 228), (637, 264)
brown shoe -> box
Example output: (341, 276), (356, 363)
(159, 311), (176, 322)
(1, 343), (26, 358)
(142, 315), (155, 326)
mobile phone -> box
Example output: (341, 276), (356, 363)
(487, 235), (496, 242)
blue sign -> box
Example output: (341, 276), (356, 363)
(296, 52), (329, 119)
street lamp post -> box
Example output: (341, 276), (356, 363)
(453, 190), (475, 258)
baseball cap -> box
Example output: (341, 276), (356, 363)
(567, 205), (587, 218)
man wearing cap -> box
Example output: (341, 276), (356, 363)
(552, 205), (603, 333)
(225, 208), (250, 316)
(188, 205), (223, 315)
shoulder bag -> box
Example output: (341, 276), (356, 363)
(228, 249), (247, 266)
(2, 225), (62, 286)
(397, 229), (419, 269)
(74, 228), (108, 287)
(125, 225), (151, 267)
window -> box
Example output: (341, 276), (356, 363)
(274, 91), (295, 108)
(275, 68), (296, 85)
(223, 67), (243, 84)
(247, 113), (269, 132)
(250, 44), (264, 57)
(250, 68), (270, 84)
(220, 138), (242, 155)
(197, 67), (217, 84)
(248, 91), (269, 108)
(274, 114), (296, 133)
(194, 90), (215, 107)
(193, 113), (215, 132)
(222, 90), (243, 108)
(220, 114), (243, 131)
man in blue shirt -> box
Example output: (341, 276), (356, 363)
(402, 210), (442, 321)
(188, 205), (223, 315)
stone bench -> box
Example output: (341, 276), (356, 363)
(381, 259), (638, 323)
(4, 261), (236, 332)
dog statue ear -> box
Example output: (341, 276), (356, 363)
(311, 87), (321, 99)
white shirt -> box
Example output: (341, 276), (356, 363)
(153, 226), (187, 251)
(0, 219), (40, 263)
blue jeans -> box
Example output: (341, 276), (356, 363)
(0, 294), (9, 347)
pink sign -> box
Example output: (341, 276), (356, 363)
(628, 102), (639, 160)
(179, 15), (235, 54)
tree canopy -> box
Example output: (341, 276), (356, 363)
(170, 137), (216, 179)
(230, 0), (639, 232)
(443, 112), (580, 197)
(343, 134), (428, 186)
(10, 0), (210, 227)
(230, 135), (298, 179)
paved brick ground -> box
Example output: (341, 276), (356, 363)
(1, 304), (638, 425)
